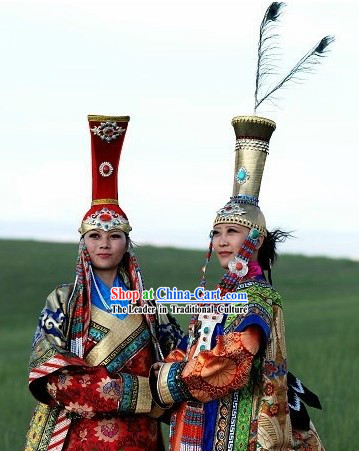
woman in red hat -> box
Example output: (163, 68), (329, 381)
(25, 116), (182, 451)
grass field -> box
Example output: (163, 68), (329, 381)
(0, 239), (358, 450)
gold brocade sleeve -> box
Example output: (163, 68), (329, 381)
(157, 327), (261, 405)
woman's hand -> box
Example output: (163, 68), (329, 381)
(152, 362), (164, 377)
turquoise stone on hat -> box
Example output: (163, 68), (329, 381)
(238, 168), (246, 181)
(250, 228), (259, 239)
(236, 167), (250, 185)
(200, 344), (206, 351)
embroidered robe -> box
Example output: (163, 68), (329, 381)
(156, 278), (325, 450)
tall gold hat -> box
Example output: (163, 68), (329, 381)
(213, 2), (333, 237)
(214, 115), (276, 237)
(201, 3), (333, 288)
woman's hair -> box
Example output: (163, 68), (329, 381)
(258, 229), (293, 284)
(118, 233), (130, 265)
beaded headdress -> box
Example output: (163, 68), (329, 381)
(79, 115), (131, 235)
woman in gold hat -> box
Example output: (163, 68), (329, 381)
(25, 116), (182, 451)
(152, 116), (325, 450)
(152, 4), (333, 448)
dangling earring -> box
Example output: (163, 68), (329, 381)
(228, 228), (260, 278)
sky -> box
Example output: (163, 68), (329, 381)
(0, 0), (358, 259)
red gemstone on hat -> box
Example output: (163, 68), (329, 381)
(99, 213), (112, 222)
(102, 164), (110, 174)
(235, 262), (243, 271)
(104, 127), (114, 136)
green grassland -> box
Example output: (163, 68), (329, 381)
(0, 239), (358, 450)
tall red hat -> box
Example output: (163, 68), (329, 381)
(79, 115), (132, 235)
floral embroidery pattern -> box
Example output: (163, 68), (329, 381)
(79, 374), (91, 388)
(97, 377), (122, 401)
(78, 429), (87, 442)
(65, 402), (95, 418)
(264, 381), (274, 396)
(268, 403), (280, 416)
(263, 359), (287, 379)
(57, 371), (73, 389)
(44, 353), (159, 449)
(94, 419), (120, 443)
(46, 382), (57, 398)
(248, 440), (257, 451)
